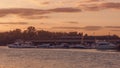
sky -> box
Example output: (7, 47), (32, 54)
(0, 0), (120, 36)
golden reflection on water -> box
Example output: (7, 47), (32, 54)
(0, 46), (120, 68)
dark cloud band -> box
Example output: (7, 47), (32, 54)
(79, 2), (120, 11)
(0, 7), (81, 18)
(52, 26), (103, 31)
(0, 22), (28, 25)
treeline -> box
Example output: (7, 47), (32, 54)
(0, 26), (83, 45)
(0, 26), (120, 45)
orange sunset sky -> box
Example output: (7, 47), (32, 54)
(0, 0), (120, 36)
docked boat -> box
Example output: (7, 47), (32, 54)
(95, 40), (117, 49)
(8, 41), (37, 48)
(69, 44), (86, 49)
(37, 43), (69, 48)
(37, 44), (50, 48)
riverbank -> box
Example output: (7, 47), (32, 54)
(0, 46), (120, 68)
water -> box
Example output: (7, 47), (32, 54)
(0, 46), (120, 68)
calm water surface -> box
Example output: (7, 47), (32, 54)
(0, 46), (120, 68)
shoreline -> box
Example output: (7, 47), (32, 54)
(0, 46), (119, 53)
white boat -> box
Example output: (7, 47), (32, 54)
(54, 43), (86, 49)
(37, 43), (69, 48)
(69, 44), (86, 49)
(95, 40), (117, 49)
(37, 44), (50, 48)
(57, 43), (69, 48)
(8, 41), (36, 48)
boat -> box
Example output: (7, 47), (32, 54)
(95, 40), (117, 49)
(37, 44), (50, 48)
(8, 41), (37, 48)
(37, 43), (69, 48)
(57, 43), (69, 48)
(69, 44), (86, 49)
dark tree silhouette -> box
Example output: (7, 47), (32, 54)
(0, 26), (120, 45)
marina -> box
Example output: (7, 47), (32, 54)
(0, 0), (120, 68)
(7, 40), (119, 50)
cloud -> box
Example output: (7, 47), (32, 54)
(0, 22), (28, 25)
(48, 7), (81, 13)
(0, 8), (81, 18)
(40, 22), (45, 25)
(111, 30), (120, 31)
(41, 2), (50, 5)
(65, 21), (79, 24)
(52, 26), (103, 31)
(79, 2), (120, 11)
(0, 1), (119, 18)
(21, 15), (49, 19)
(53, 26), (120, 31)
(105, 26), (120, 28)
(100, 2), (120, 9)
(83, 26), (103, 31)
(84, 0), (103, 2)
(0, 8), (49, 17)
(79, 4), (100, 11)
(52, 27), (82, 29)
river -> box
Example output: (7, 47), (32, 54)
(0, 46), (120, 68)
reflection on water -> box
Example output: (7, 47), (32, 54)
(0, 46), (120, 68)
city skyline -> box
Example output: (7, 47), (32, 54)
(0, 0), (120, 36)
